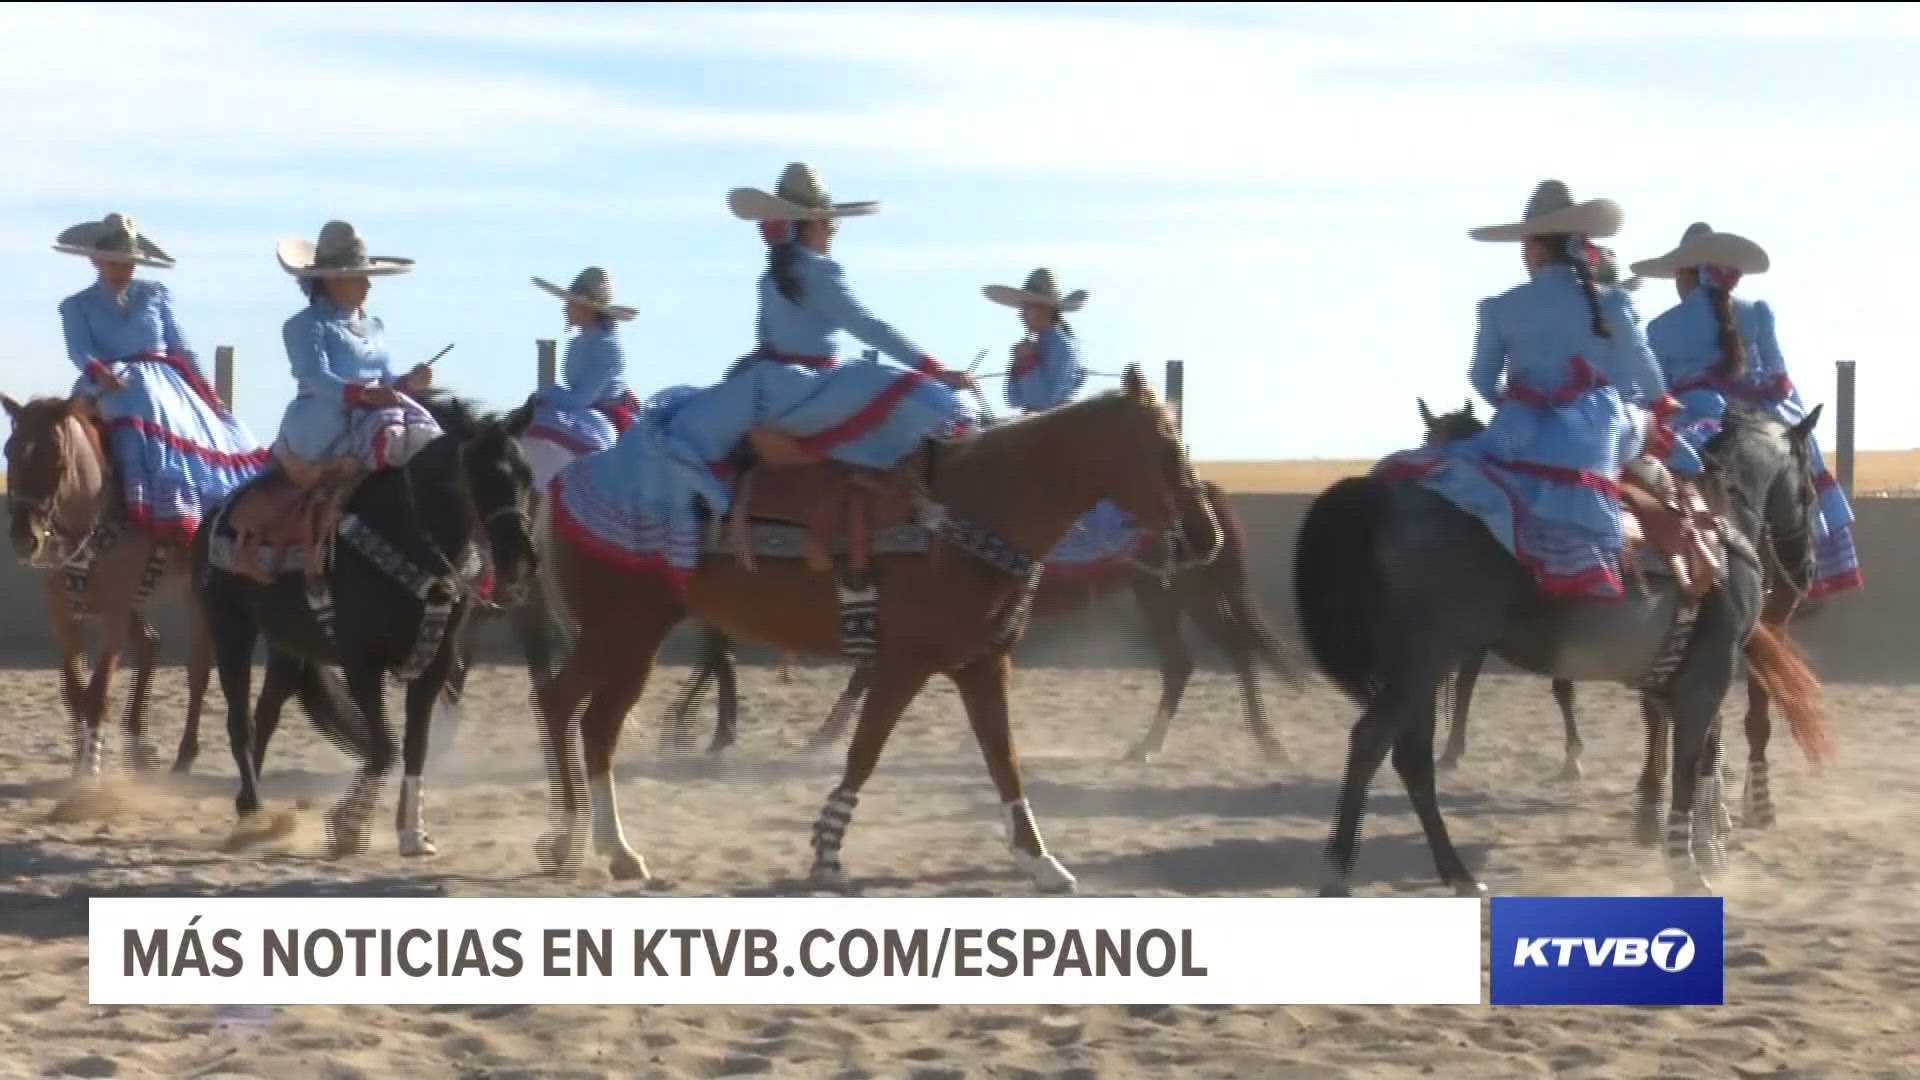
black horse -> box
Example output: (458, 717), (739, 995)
(1294, 404), (1829, 897)
(192, 388), (540, 857)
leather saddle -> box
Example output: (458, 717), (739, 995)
(223, 449), (367, 583)
(1617, 457), (1728, 602)
(726, 437), (931, 576)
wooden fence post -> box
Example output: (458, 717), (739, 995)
(1164, 358), (1186, 443)
(1836, 359), (1856, 497)
(214, 345), (234, 409)
(537, 339), (557, 389)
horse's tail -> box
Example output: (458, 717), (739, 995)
(1744, 620), (1833, 767)
(1293, 475), (1391, 703)
(1204, 485), (1308, 688)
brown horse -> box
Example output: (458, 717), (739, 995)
(533, 367), (1209, 891)
(3, 394), (210, 777)
(667, 479), (1302, 762)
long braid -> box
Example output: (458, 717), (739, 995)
(1705, 280), (1747, 380)
(1558, 234), (1611, 340)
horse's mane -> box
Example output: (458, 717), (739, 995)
(1705, 403), (1787, 454)
(409, 386), (498, 441)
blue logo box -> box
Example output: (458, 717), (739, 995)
(1489, 896), (1724, 1005)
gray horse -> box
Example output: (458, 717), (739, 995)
(1294, 404), (1829, 897)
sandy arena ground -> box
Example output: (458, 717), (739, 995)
(1, 659), (1916, 1079)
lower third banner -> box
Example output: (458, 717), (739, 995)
(90, 896), (1481, 1006)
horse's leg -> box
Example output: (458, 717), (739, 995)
(1390, 670), (1484, 897)
(207, 593), (263, 820)
(1435, 652), (1482, 773)
(1662, 625), (1740, 895)
(708, 628), (740, 756)
(44, 577), (90, 765)
(118, 611), (161, 771)
(511, 594), (555, 684)
(76, 607), (129, 778)
(397, 639), (464, 858)
(1187, 580), (1287, 764)
(1122, 576), (1192, 763)
(533, 644), (599, 877)
(661, 627), (717, 756)
(808, 662), (931, 891)
(1634, 694), (1671, 848)
(250, 648), (303, 776)
(1321, 640), (1444, 897)
(327, 660), (396, 858)
(950, 651), (1076, 893)
(579, 646), (660, 881)
(1740, 668), (1775, 828)
(172, 584), (212, 774)
(808, 664), (871, 753)
(1552, 679), (1584, 782)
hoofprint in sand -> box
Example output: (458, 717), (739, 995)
(2, 662), (1917, 1079)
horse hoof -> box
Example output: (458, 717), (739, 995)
(398, 830), (438, 858)
(1556, 761), (1585, 783)
(326, 825), (371, 859)
(1668, 871), (1715, 897)
(608, 850), (650, 882)
(1258, 741), (1290, 767)
(809, 862), (852, 893)
(1013, 850), (1077, 895)
(1318, 879), (1353, 899)
(1121, 742), (1161, 764)
(536, 832), (586, 876)
(1450, 878), (1489, 899)
(1632, 808), (1664, 849)
(170, 756), (196, 776)
(1435, 755), (1461, 775)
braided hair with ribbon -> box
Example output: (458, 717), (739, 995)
(1696, 263), (1747, 380)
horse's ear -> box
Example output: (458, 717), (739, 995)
(1417, 398), (1436, 430)
(1, 394), (19, 423)
(1789, 404), (1823, 445)
(1465, 398), (1475, 418)
(1122, 364), (1147, 400)
(504, 400), (535, 439)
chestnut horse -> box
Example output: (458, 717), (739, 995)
(533, 367), (1209, 892)
(666, 479), (1301, 762)
(3, 394), (212, 777)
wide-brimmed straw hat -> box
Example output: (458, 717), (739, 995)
(983, 268), (1087, 313)
(727, 162), (880, 221)
(532, 266), (636, 321)
(1469, 179), (1623, 242)
(276, 220), (414, 278)
(53, 212), (174, 268)
(1629, 221), (1770, 279)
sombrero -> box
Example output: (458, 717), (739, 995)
(53, 212), (174, 269)
(983, 268), (1087, 313)
(276, 220), (414, 278)
(1629, 221), (1770, 279)
(533, 266), (637, 321)
(1469, 179), (1623, 242)
(727, 162), (880, 221)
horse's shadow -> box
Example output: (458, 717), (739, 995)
(0, 874), (453, 942)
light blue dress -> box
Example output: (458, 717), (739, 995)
(1004, 326), (1088, 414)
(1647, 288), (1860, 598)
(1379, 263), (1664, 599)
(552, 245), (966, 585)
(58, 279), (272, 543)
(526, 324), (638, 456)
(274, 296), (442, 471)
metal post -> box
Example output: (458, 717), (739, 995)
(537, 339), (558, 389)
(1836, 359), (1856, 497)
(1164, 359), (1186, 438)
(214, 345), (234, 409)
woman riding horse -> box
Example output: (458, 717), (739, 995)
(1389, 179), (1676, 599)
(520, 267), (642, 490)
(1632, 222), (1861, 600)
(54, 212), (270, 545)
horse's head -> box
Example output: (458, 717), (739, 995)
(1706, 403), (1823, 600)
(3, 394), (110, 567)
(1418, 397), (1483, 447)
(1088, 365), (1221, 574)
(415, 388), (541, 609)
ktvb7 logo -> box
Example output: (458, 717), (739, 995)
(1511, 928), (1696, 973)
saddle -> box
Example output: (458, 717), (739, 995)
(224, 448), (366, 584)
(1617, 457), (1727, 602)
(726, 436), (931, 576)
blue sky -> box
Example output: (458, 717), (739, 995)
(3, 1), (1916, 461)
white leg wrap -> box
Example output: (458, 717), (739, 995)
(1003, 798), (1076, 893)
(397, 775), (435, 856)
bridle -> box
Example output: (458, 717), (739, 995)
(9, 412), (113, 572)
